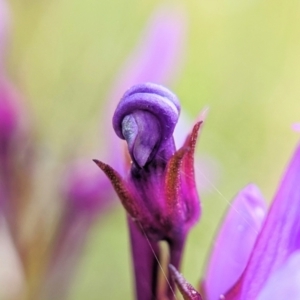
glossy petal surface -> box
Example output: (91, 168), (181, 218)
(257, 251), (300, 300)
(204, 184), (266, 300)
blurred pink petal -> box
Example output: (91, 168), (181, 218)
(0, 215), (25, 300)
(0, 0), (11, 65)
(203, 184), (267, 300)
(292, 123), (300, 132)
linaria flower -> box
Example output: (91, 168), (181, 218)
(39, 5), (188, 300)
(95, 82), (202, 299)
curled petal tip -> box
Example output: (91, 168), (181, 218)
(169, 264), (203, 300)
(113, 82), (180, 167)
(113, 82), (180, 140)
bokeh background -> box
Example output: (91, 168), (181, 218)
(4, 0), (300, 298)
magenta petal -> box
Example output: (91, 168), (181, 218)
(257, 251), (300, 300)
(226, 143), (300, 299)
(204, 184), (267, 300)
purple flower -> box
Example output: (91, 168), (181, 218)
(95, 82), (202, 300)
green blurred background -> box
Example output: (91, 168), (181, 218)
(7, 0), (300, 298)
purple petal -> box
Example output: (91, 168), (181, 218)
(204, 184), (267, 300)
(226, 143), (300, 299)
(257, 251), (300, 300)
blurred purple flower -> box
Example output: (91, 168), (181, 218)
(63, 159), (113, 213)
(0, 0), (31, 236)
(0, 76), (32, 245)
(0, 5), (35, 295)
(95, 82), (202, 300)
(40, 160), (115, 299)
